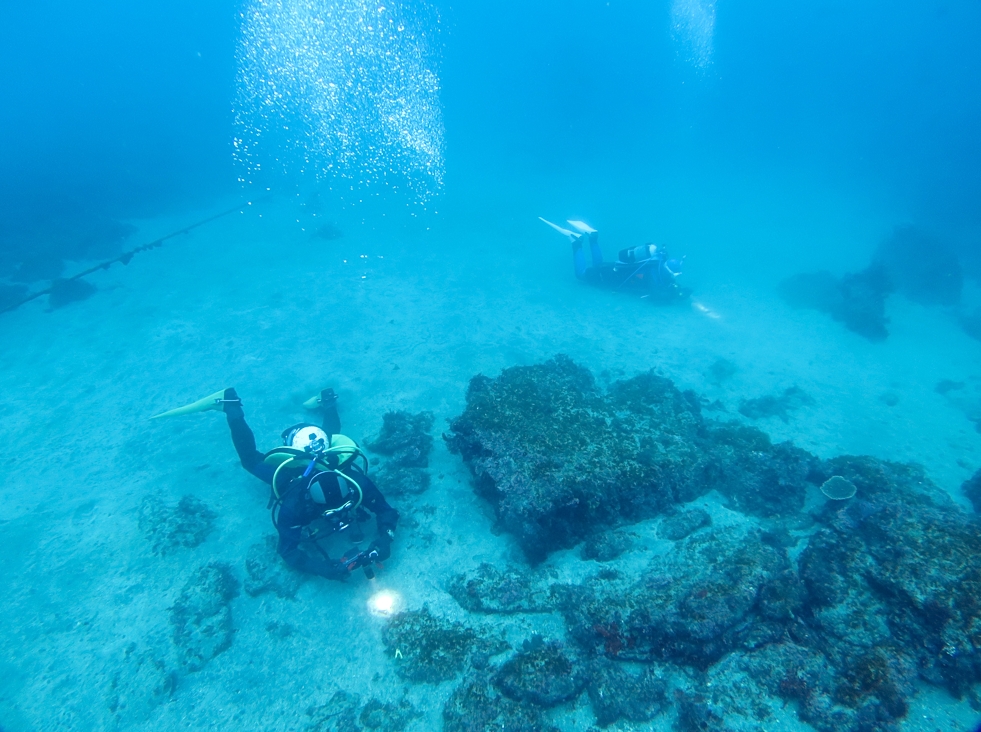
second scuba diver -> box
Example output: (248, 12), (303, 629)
(152, 387), (398, 581)
(540, 218), (690, 304)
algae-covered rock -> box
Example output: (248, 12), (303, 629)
(581, 529), (633, 561)
(442, 673), (558, 732)
(738, 386), (814, 422)
(138, 494), (216, 556)
(447, 563), (551, 614)
(382, 606), (508, 684)
(244, 535), (304, 599)
(492, 637), (586, 707)
(169, 562), (239, 672)
(659, 507), (711, 541)
(586, 658), (667, 727)
(556, 526), (798, 668)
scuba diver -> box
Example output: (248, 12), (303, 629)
(151, 387), (398, 581)
(540, 218), (690, 304)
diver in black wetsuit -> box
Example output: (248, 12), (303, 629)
(540, 218), (690, 303)
(151, 387), (398, 581)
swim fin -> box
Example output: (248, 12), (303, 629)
(303, 388), (338, 410)
(566, 220), (597, 234)
(150, 388), (236, 419)
(538, 217), (578, 241)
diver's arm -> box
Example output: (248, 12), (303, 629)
(355, 470), (399, 560)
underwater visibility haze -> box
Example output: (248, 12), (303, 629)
(2, 1), (981, 731)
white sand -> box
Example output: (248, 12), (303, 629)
(0, 187), (979, 731)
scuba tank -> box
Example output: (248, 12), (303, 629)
(617, 244), (658, 264)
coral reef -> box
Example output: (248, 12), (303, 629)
(382, 606), (508, 683)
(367, 410), (434, 497)
(447, 563), (551, 614)
(438, 358), (981, 731)
(138, 494), (216, 556)
(738, 386), (814, 422)
(169, 563), (239, 672)
(244, 535), (304, 598)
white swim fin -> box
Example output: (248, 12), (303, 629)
(538, 217), (578, 240)
(566, 220), (597, 234)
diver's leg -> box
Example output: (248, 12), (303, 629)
(573, 236), (588, 281)
(223, 390), (274, 483)
(588, 231), (604, 266)
(320, 389), (341, 434)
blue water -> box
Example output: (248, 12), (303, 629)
(2, 2), (981, 730)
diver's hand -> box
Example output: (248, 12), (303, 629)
(369, 535), (391, 562)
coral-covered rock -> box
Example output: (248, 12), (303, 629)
(446, 356), (821, 559)
(697, 423), (819, 517)
(169, 563), (239, 672)
(581, 529), (633, 561)
(447, 563), (551, 614)
(586, 658), (667, 727)
(492, 637), (586, 707)
(801, 456), (981, 699)
(442, 673), (557, 732)
(445, 356), (703, 561)
(382, 607), (508, 684)
(556, 526), (798, 668)
(366, 410), (434, 467)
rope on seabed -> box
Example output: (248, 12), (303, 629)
(0, 201), (257, 316)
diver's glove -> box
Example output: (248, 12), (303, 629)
(369, 531), (394, 562)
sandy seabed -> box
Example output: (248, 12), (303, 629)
(1, 190), (979, 732)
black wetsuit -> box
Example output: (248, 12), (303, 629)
(574, 232), (688, 303)
(224, 397), (398, 579)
